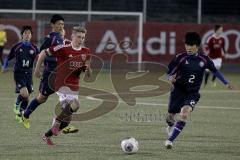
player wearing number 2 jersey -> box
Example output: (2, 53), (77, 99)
(164, 32), (233, 149)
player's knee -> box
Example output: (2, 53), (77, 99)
(37, 93), (48, 103)
(180, 106), (192, 120)
(20, 88), (29, 98)
(70, 99), (80, 112)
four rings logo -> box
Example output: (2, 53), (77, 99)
(202, 29), (240, 59)
(69, 61), (83, 68)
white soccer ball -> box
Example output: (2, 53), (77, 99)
(121, 137), (139, 154)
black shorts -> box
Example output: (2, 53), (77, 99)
(0, 46), (3, 53)
(168, 86), (200, 114)
(39, 71), (55, 96)
(14, 72), (33, 94)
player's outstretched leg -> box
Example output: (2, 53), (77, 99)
(51, 100), (79, 135)
(22, 94), (48, 129)
(42, 120), (70, 146)
(15, 87), (29, 124)
(165, 113), (175, 137)
(165, 106), (191, 149)
(42, 130), (55, 145)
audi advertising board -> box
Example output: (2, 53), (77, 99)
(1, 19), (239, 63)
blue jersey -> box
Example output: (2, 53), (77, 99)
(168, 52), (217, 93)
(40, 32), (63, 72)
(8, 41), (39, 73)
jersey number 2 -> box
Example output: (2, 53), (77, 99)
(189, 75), (195, 83)
(22, 60), (30, 67)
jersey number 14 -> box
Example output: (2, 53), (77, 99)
(22, 60), (30, 67)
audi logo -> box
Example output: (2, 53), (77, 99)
(69, 61), (83, 68)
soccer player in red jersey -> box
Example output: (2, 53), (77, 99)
(204, 25), (225, 87)
(40, 26), (92, 145)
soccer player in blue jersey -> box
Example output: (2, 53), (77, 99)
(3, 26), (39, 122)
(20, 14), (64, 128)
(165, 32), (233, 149)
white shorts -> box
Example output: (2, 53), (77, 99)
(212, 58), (222, 70)
(56, 86), (79, 108)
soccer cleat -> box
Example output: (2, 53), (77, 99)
(165, 140), (173, 149)
(51, 121), (61, 136)
(212, 82), (217, 87)
(21, 113), (30, 129)
(13, 104), (20, 114)
(15, 114), (23, 123)
(165, 126), (173, 137)
(62, 125), (79, 134)
(42, 134), (54, 145)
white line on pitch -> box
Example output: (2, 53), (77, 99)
(85, 96), (240, 110)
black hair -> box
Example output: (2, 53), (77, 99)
(50, 14), (64, 24)
(21, 26), (32, 35)
(214, 24), (222, 32)
(184, 32), (201, 46)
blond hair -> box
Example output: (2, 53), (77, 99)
(72, 26), (87, 34)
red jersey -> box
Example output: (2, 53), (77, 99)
(206, 35), (225, 59)
(48, 43), (90, 92)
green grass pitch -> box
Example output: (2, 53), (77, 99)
(0, 70), (240, 160)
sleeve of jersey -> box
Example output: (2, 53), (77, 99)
(206, 56), (217, 72)
(3, 45), (16, 69)
(207, 56), (228, 85)
(7, 45), (16, 61)
(48, 45), (64, 57)
(40, 37), (51, 51)
(167, 56), (179, 75)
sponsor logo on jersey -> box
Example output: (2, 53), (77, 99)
(69, 61), (83, 68)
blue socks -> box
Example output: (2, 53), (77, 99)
(168, 120), (186, 142)
(16, 95), (23, 106)
(20, 98), (29, 112)
(24, 98), (40, 118)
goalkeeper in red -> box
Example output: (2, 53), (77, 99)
(39, 26), (91, 145)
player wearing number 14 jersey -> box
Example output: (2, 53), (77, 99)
(3, 26), (39, 121)
(164, 32), (233, 149)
